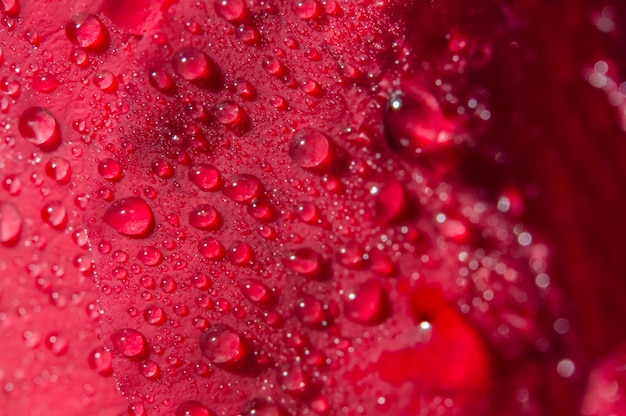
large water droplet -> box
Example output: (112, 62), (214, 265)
(240, 279), (271, 304)
(66, 13), (108, 51)
(240, 398), (282, 416)
(344, 279), (388, 324)
(98, 158), (123, 181)
(176, 401), (212, 416)
(289, 128), (331, 169)
(189, 204), (221, 230)
(199, 325), (248, 369)
(383, 83), (448, 155)
(18, 107), (61, 150)
(137, 246), (162, 266)
(173, 48), (216, 82)
(45, 157), (71, 184)
(223, 174), (261, 204)
(104, 197), (154, 237)
(0, 0), (20, 17)
(228, 240), (254, 266)
(0, 201), (22, 243)
(283, 248), (322, 277)
(110, 328), (148, 359)
(189, 164), (221, 191)
(215, 0), (248, 22)
(198, 237), (224, 260)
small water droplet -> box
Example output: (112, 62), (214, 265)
(247, 199), (274, 222)
(279, 364), (312, 396)
(176, 401), (212, 416)
(200, 325), (248, 369)
(228, 240), (254, 266)
(296, 295), (324, 326)
(104, 197), (154, 237)
(198, 237), (224, 260)
(215, 0), (248, 22)
(152, 158), (175, 178)
(189, 204), (221, 230)
(283, 248), (322, 277)
(137, 246), (162, 266)
(18, 107), (61, 150)
(173, 48), (216, 82)
(110, 328), (148, 359)
(240, 398), (282, 416)
(240, 279), (271, 304)
(66, 13), (108, 51)
(88, 347), (113, 376)
(41, 201), (68, 229)
(139, 359), (161, 380)
(233, 78), (256, 100)
(289, 128), (331, 169)
(0, 201), (22, 243)
(45, 157), (71, 184)
(223, 174), (261, 203)
(262, 56), (285, 77)
(94, 70), (117, 92)
(143, 305), (166, 325)
(189, 164), (221, 191)
(148, 69), (175, 93)
(44, 332), (69, 355)
(294, 0), (321, 19)
(33, 73), (60, 93)
(214, 100), (245, 126)
(344, 279), (388, 324)
(98, 158), (123, 181)
(128, 402), (146, 416)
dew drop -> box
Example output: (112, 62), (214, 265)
(176, 401), (212, 416)
(41, 201), (68, 229)
(198, 237), (225, 260)
(173, 48), (215, 82)
(199, 325), (248, 369)
(44, 332), (68, 355)
(137, 246), (162, 266)
(88, 347), (113, 376)
(279, 364), (312, 396)
(240, 398), (281, 416)
(45, 157), (71, 184)
(0, 201), (22, 243)
(189, 204), (221, 230)
(372, 181), (407, 225)
(152, 158), (175, 178)
(148, 69), (175, 93)
(66, 13), (108, 51)
(33, 74), (60, 93)
(104, 197), (154, 237)
(94, 70), (117, 92)
(214, 101), (245, 126)
(344, 279), (388, 324)
(296, 202), (319, 223)
(228, 240), (254, 266)
(233, 78), (256, 100)
(139, 360), (161, 380)
(223, 174), (261, 204)
(110, 328), (148, 359)
(336, 241), (364, 269)
(296, 295), (324, 326)
(262, 56), (285, 77)
(189, 164), (221, 191)
(294, 0), (321, 19)
(240, 279), (271, 304)
(143, 305), (166, 325)
(247, 199), (274, 222)
(18, 107), (61, 150)
(98, 158), (123, 181)
(283, 248), (322, 277)
(384, 83), (448, 154)
(289, 128), (331, 169)
(0, 0), (20, 17)
(215, 0), (248, 22)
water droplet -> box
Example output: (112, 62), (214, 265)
(240, 398), (282, 416)
(110, 328), (148, 359)
(88, 347), (113, 376)
(176, 401), (212, 416)
(344, 279), (388, 324)
(294, 0), (320, 19)
(128, 402), (146, 416)
(283, 248), (322, 277)
(0, 201), (22, 243)
(296, 202), (319, 223)
(94, 70), (117, 92)
(289, 128), (331, 169)
(198, 237), (225, 260)
(223, 174), (261, 203)
(33, 73), (60, 93)
(0, 0), (20, 17)
(148, 69), (175, 93)
(189, 204), (221, 230)
(2, 175), (22, 195)
(44, 332), (68, 355)
(137, 246), (162, 266)
(45, 157), (71, 184)
(240, 279), (271, 304)
(336, 241), (364, 269)
(384, 83), (448, 154)
(144, 305), (166, 325)
(279, 364), (312, 396)
(214, 101), (245, 126)
(372, 181), (407, 224)
(236, 24), (260, 45)
(152, 158), (175, 178)
(296, 295), (324, 326)
(18, 107), (61, 150)
(262, 56), (285, 77)
(199, 325), (248, 369)
(66, 13), (108, 51)
(233, 78), (256, 100)
(189, 164), (221, 191)
(160, 275), (177, 293)
(98, 158), (123, 181)
(247, 199), (274, 222)
(228, 240), (254, 266)
(173, 48), (216, 82)
(139, 360), (161, 380)
(215, 0), (248, 22)
(41, 201), (68, 229)
(104, 197), (154, 237)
